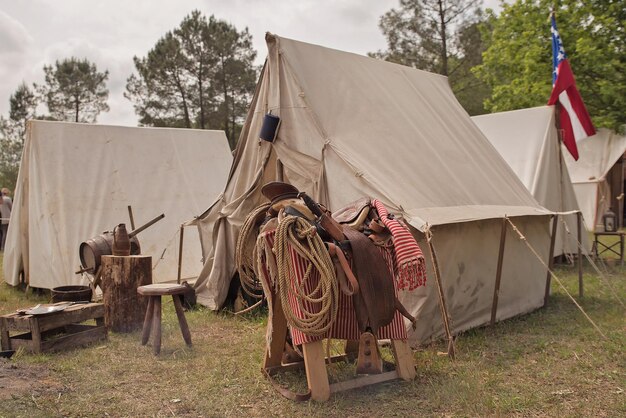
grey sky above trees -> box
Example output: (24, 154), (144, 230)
(0, 0), (501, 127)
(125, 11), (257, 149)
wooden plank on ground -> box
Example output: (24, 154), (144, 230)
(40, 325), (107, 352)
(329, 371), (399, 393)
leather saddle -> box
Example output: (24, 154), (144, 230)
(261, 183), (416, 375)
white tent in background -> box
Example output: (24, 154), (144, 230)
(472, 106), (590, 255)
(190, 34), (554, 345)
(3, 120), (232, 289)
(563, 129), (626, 231)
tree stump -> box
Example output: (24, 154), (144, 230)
(101, 255), (152, 332)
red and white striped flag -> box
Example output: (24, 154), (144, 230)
(547, 12), (595, 161)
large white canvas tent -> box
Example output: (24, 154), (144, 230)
(3, 120), (232, 289)
(191, 34), (553, 345)
(472, 106), (589, 255)
(563, 129), (626, 231)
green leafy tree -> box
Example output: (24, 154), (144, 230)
(0, 135), (21, 193)
(475, 0), (626, 132)
(125, 10), (258, 149)
(0, 83), (39, 191)
(450, 19), (493, 115)
(37, 57), (110, 123)
(206, 19), (258, 147)
(370, 0), (489, 114)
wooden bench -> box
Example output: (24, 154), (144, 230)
(0, 303), (107, 354)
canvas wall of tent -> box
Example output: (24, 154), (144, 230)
(190, 33), (555, 345)
(3, 120), (233, 290)
(563, 129), (626, 231)
(472, 106), (590, 256)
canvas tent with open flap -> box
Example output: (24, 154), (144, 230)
(563, 129), (626, 231)
(190, 34), (554, 345)
(472, 106), (590, 255)
(3, 120), (232, 290)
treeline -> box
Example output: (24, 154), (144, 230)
(0, 11), (257, 190)
(370, 0), (624, 132)
(1, 2), (624, 191)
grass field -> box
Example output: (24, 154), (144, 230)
(0, 252), (624, 417)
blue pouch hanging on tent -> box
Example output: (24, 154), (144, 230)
(259, 114), (281, 142)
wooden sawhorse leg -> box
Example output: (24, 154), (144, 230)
(262, 293), (415, 401)
(391, 339), (417, 380)
(303, 340), (330, 401)
(263, 296), (289, 369)
(262, 295), (330, 401)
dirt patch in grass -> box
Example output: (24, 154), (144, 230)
(0, 358), (63, 401)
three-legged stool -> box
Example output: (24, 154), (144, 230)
(137, 283), (192, 355)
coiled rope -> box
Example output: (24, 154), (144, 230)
(235, 202), (271, 298)
(274, 214), (338, 336)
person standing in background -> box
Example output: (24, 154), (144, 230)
(0, 188), (12, 251)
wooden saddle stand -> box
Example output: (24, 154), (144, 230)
(252, 182), (421, 401)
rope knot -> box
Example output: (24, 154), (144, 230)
(297, 224), (317, 239)
(424, 223), (433, 243)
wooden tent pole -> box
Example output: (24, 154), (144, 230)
(491, 217), (508, 325)
(620, 156), (625, 229)
(544, 214), (559, 306)
(577, 211), (583, 297)
(127, 205), (136, 230)
(276, 159), (284, 182)
(177, 224), (184, 284)
(425, 227), (455, 360)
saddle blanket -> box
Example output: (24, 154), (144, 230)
(259, 229), (407, 346)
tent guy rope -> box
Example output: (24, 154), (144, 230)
(505, 217), (607, 339)
(557, 215), (625, 308)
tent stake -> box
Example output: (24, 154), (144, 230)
(577, 211), (583, 297)
(491, 217), (508, 325)
(425, 228), (455, 360)
(177, 224), (184, 284)
(544, 214), (559, 306)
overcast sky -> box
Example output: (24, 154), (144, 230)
(0, 0), (501, 127)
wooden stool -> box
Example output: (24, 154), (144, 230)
(137, 284), (192, 355)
